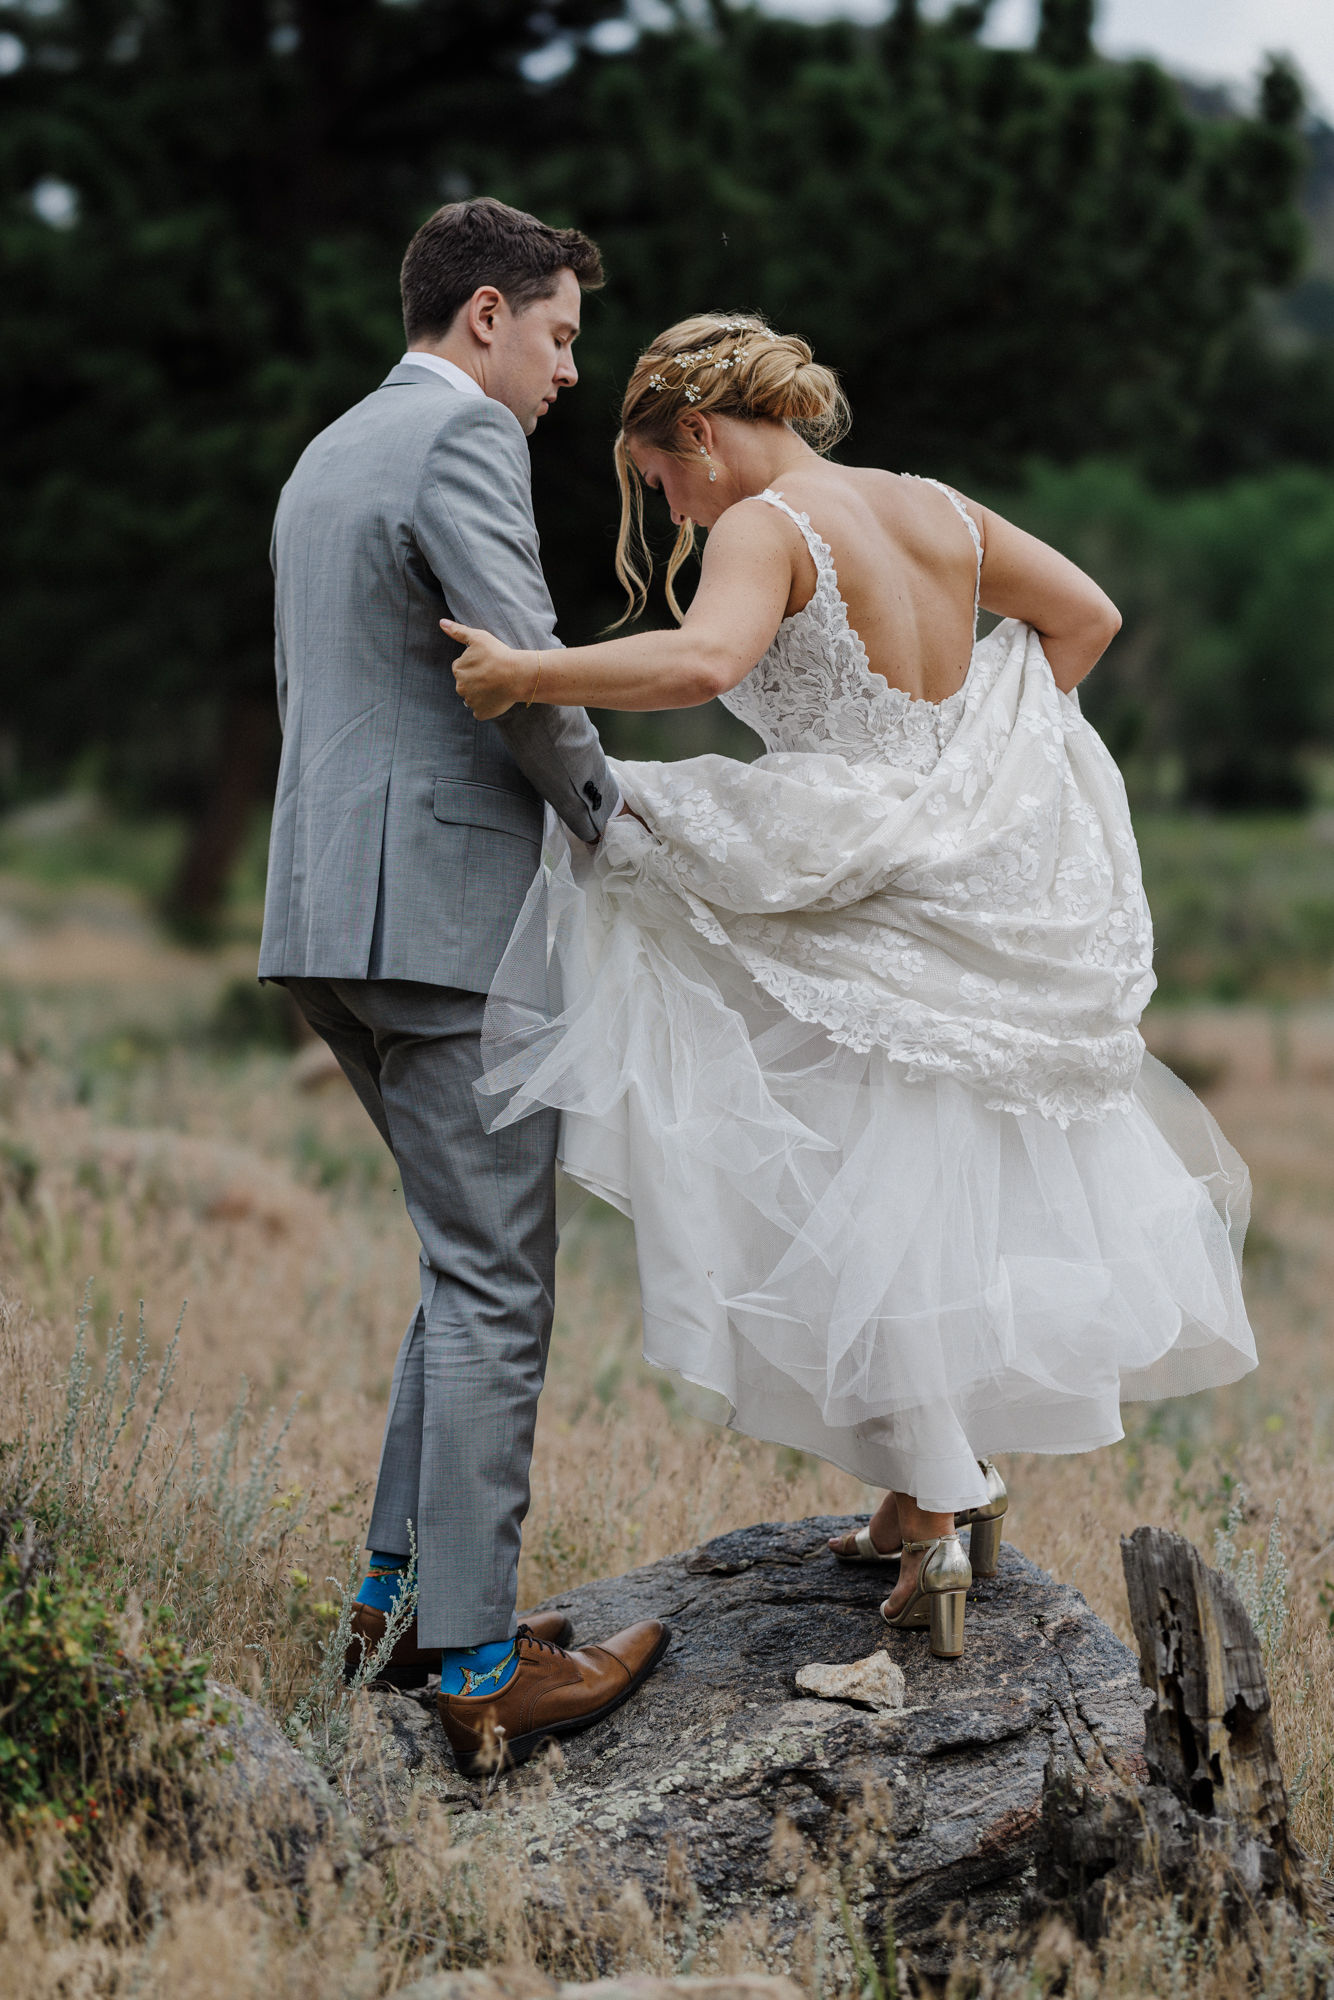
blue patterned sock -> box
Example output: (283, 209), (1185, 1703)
(439, 1637), (519, 1698)
(355, 1550), (413, 1616)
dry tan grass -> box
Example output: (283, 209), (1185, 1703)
(3, 885), (1334, 1991)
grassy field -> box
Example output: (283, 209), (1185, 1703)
(2, 805), (1334, 1993)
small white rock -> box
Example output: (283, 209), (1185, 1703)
(795, 1651), (907, 1712)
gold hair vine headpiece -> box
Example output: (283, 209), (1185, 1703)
(645, 329), (767, 397)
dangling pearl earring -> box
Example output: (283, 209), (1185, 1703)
(699, 445), (718, 484)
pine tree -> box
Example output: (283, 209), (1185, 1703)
(0, 0), (1313, 908)
(1036, 0), (1094, 69)
(0, 0), (623, 922)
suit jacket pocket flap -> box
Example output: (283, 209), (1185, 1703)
(432, 779), (540, 842)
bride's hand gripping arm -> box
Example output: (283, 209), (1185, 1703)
(966, 501), (1122, 694)
(443, 502), (793, 719)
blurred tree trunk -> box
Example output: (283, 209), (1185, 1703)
(166, 694), (277, 935)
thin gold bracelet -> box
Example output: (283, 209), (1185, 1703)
(523, 655), (543, 706)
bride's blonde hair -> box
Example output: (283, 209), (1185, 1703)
(613, 314), (851, 623)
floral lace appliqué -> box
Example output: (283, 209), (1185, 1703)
(720, 485), (978, 773)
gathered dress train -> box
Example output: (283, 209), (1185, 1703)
(478, 482), (1256, 1512)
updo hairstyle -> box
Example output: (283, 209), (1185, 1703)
(614, 314), (851, 623)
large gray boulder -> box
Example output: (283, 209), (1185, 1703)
(345, 1517), (1145, 1971)
(201, 1682), (351, 1884)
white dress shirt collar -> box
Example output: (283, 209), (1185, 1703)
(398, 350), (484, 397)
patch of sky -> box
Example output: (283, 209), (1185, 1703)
(520, 37), (576, 85)
(589, 16), (640, 56)
(521, 10), (642, 81)
(764, 0), (1333, 119)
(31, 176), (79, 229)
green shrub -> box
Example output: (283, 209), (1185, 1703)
(0, 1516), (213, 1838)
(207, 977), (303, 1052)
(1135, 815), (1334, 1001)
(1001, 463), (1334, 812)
(0, 1138), (38, 1207)
(0, 801), (184, 901)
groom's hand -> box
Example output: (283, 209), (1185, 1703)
(441, 618), (530, 720)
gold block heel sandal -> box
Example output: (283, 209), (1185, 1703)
(955, 1459), (1008, 1579)
(830, 1524), (902, 1569)
(880, 1533), (972, 1659)
(830, 1461), (1008, 1579)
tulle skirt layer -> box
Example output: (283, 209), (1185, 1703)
(481, 839), (1256, 1513)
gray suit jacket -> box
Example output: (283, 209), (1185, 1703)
(258, 362), (614, 991)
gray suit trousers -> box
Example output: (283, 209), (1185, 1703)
(284, 977), (558, 1648)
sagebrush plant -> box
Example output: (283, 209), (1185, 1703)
(286, 1527), (420, 1770)
(10, 1280), (427, 1775)
(0, 1287), (305, 1897)
(1214, 1485), (1290, 1660)
(0, 1294), (378, 1811)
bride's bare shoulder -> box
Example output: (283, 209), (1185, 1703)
(708, 492), (805, 556)
(760, 463), (908, 522)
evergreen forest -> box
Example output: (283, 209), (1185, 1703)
(3, 0), (1334, 919)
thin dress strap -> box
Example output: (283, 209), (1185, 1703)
(911, 475), (983, 623)
(757, 488), (831, 570)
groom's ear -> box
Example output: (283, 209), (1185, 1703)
(463, 286), (505, 347)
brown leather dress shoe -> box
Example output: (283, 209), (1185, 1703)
(438, 1619), (671, 1777)
(343, 1606), (574, 1689)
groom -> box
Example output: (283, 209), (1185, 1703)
(260, 197), (668, 1776)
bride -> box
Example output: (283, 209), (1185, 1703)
(443, 313), (1256, 1661)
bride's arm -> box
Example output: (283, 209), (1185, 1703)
(444, 503), (793, 719)
(967, 501), (1122, 693)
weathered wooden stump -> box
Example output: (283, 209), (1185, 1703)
(1036, 1525), (1309, 1936)
(1125, 1524), (1293, 1864)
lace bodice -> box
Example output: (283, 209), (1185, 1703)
(719, 481), (983, 773)
(581, 474), (1154, 1124)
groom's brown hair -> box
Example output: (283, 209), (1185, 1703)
(401, 197), (604, 342)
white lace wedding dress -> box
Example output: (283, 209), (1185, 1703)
(481, 482), (1256, 1510)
